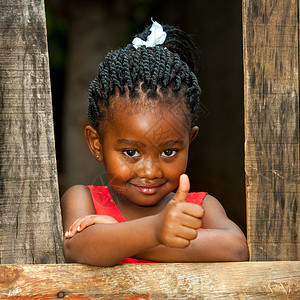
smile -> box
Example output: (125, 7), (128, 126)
(131, 183), (165, 195)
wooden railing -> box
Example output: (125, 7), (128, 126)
(1, 262), (299, 299)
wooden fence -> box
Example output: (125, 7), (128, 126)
(0, 0), (299, 298)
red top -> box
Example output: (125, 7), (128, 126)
(87, 185), (207, 264)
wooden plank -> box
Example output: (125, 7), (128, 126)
(243, 0), (300, 260)
(0, 263), (299, 299)
(0, 1), (64, 262)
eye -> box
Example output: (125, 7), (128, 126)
(123, 149), (140, 158)
(161, 149), (177, 157)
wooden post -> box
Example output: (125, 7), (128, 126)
(243, 0), (300, 260)
(0, 1), (64, 263)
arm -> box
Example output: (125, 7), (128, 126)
(65, 195), (248, 262)
(62, 177), (248, 265)
(61, 180), (202, 266)
(134, 195), (249, 262)
(61, 185), (159, 266)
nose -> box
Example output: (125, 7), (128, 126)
(136, 156), (163, 179)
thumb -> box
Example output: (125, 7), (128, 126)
(173, 174), (190, 202)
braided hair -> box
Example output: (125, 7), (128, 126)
(88, 23), (201, 133)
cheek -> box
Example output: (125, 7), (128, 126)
(177, 149), (189, 167)
(164, 155), (189, 179)
(105, 156), (134, 182)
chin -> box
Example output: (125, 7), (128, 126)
(132, 191), (168, 207)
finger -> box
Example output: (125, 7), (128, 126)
(65, 226), (79, 238)
(180, 213), (202, 229)
(176, 226), (198, 241)
(65, 217), (85, 238)
(164, 236), (191, 248)
(77, 216), (98, 232)
(98, 215), (119, 224)
(182, 203), (205, 219)
(77, 215), (118, 231)
(173, 174), (190, 202)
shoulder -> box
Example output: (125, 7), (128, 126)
(61, 185), (92, 204)
(61, 185), (110, 208)
(201, 194), (226, 212)
(61, 185), (96, 230)
(200, 194), (239, 229)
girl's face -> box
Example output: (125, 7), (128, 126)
(95, 98), (198, 207)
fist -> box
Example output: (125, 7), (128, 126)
(155, 174), (204, 248)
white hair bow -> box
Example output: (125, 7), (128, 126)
(132, 20), (167, 49)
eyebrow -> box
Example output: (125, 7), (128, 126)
(116, 138), (185, 148)
(158, 139), (185, 147)
(116, 139), (146, 147)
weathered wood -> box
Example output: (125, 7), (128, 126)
(0, 1), (64, 262)
(0, 262), (299, 299)
(243, 0), (300, 260)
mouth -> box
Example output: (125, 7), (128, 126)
(131, 182), (166, 195)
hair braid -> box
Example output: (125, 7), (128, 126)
(112, 51), (125, 94)
(162, 49), (172, 87)
(123, 50), (134, 92)
(130, 47), (139, 84)
(141, 47), (151, 88)
(149, 47), (160, 92)
(87, 79), (101, 127)
(105, 52), (118, 95)
(98, 62), (110, 100)
(157, 48), (165, 86)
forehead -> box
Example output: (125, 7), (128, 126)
(103, 98), (191, 143)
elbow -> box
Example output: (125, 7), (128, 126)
(63, 238), (78, 263)
(227, 236), (249, 262)
(63, 238), (119, 267)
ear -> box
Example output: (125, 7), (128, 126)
(84, 125), (103, 161)
(189, 126), (199, 143)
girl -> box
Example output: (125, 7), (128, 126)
(61, 20), (248, 266)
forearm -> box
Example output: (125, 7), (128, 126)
(135, 229), (249, 262)
(64, 216), (159, 266)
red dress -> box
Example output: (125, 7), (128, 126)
(87, 185), (207, 264)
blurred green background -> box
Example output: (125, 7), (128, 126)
(45, 0), (246, 233)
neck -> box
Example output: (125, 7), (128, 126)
(107, 183), (174, 220)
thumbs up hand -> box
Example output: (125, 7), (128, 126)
(154, 174), (204, 248)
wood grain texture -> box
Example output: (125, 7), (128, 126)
(0, 1), (64, 263)
(243, 0), (300, 260)
(0, 262), (299, 299)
